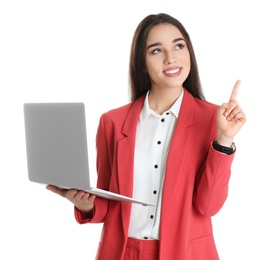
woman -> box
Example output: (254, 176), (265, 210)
(47, 13), (246, 259)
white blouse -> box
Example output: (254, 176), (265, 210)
(128, 89), (184, 240)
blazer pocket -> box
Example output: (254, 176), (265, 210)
(189, 234), (219, 260)
(190, 234), (214, 245)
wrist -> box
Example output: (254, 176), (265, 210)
(212, 139), (236, 155)
(216, 133), (234, 147)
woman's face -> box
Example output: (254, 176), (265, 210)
(145, 23), (191, 91)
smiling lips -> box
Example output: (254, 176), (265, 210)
(163, 67), (181, 77)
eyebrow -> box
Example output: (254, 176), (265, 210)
(147, 37), (185, 50)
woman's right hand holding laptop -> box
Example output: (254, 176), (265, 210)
(46, 185), (96, 216)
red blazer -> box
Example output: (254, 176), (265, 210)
(75, 89), (235, 260)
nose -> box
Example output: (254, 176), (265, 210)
(163, 50), (176, 65)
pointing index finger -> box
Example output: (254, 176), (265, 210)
(229, 80), (241, 102)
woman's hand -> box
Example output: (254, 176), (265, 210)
(46, 185), (96, 214)
(216, 80), (246, 146)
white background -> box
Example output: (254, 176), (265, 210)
(0, 0), (267, 259)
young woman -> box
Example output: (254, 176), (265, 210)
(47, 13), (246, 259)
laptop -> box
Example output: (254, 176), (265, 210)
(23, 102), (154, 206)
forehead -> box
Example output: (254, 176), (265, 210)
(146, 23), (184, 45)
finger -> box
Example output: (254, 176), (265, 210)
(46, 185), (65, 196)
(225, 103), (241, 120)
(71, 190), (84, 199)
(72, 190), (91, 200)
(71, 189), (79, 197)
(229, 80), (241, 102)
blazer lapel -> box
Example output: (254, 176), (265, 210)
(117, 96), (145, 197)
(116, 96), (145, 235)
(160, 90), (195, 225)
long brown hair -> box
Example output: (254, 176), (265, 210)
(129, 13), (205, 102)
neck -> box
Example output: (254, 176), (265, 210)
(148, 87), (182, 115)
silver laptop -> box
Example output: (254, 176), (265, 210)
(23, 102), (154, 206)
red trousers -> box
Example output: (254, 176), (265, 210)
(123, 238), (159, 260)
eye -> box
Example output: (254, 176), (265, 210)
(152, 48), (162, 54)
(175, 43), (184, 50)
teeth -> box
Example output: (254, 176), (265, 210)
(165, 69), (180, 74)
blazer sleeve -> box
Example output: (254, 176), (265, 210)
(74, 197), (108, 224)
(193, 142), (235, 217)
